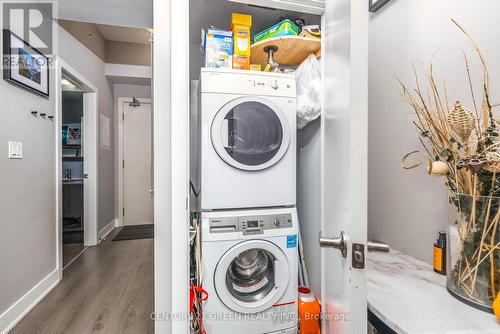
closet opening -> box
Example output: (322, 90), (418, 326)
(187, 1), (325, 333)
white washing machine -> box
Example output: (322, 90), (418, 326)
(193, 68), (296, 211)
(200, 207), (299, 334)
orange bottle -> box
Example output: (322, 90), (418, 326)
(493, 292), (500, 320)
(298, 287), (321, 334)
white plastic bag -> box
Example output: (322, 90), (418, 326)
(295, 54), (321, 129)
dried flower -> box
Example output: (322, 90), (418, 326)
(457, 155), (489, 173)
(447, 101), (476, 144)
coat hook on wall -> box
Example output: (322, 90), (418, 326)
(40, 113), (46, 118)
(31, 111), (38, 116)
(48, 115), (54, 120)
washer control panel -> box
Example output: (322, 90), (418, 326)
(209, 213), (293, 235)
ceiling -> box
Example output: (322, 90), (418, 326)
(96, 24), (150, 45)
(59, 0), (152, 29)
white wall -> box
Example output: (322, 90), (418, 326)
(368, 0), (500, 264)
(0, 23), (116, 328)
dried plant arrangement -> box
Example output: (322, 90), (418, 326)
(400, 19), (500, 311)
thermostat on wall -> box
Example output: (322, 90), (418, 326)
(8, 141), (23, 159)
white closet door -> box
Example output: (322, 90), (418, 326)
(123, 102), (154, 226)
(320, 0), (368, 333)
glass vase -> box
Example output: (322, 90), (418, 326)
(448, 194), (500, 313)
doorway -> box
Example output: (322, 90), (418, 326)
(56, 61), (99, 276)
(118, 98), (153, 226)
(61, 76), (86, 267)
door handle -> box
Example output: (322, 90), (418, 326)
(319, 231), (347, 258)
(83, 173), (88, 179)
(367, 241), (390, 252)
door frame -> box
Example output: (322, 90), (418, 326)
(55, 58), (99, 279)
(117, 97), (152, 227)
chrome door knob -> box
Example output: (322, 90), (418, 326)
(319, 231), (347, 258)
(367, 241), (390, 252)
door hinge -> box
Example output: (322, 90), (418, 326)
(123, 207), (125, 216)
(122, 112), (124, 121)
(122, 160), (125, 168)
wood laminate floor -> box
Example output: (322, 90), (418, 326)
(63, 243), (86, 267)
(11, 229), (154, 334)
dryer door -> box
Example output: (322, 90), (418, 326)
(211, 97), (291, 171)
(214, 239), (290, 314)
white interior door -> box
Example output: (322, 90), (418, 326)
(123, 101), (154, 226)
(320, 0), (368, 333)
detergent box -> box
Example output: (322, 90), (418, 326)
(230, 13), (252, 70)
(201, 28), (233, 69)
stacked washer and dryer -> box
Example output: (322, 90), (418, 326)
(192, 68), (299, 334)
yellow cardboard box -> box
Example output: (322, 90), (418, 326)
(231, 13), (252, 70)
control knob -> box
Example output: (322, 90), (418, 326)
(270, 80), (279, 90)
(273, 217), (281, 227)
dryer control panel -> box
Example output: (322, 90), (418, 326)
(209, 213), (292, 235)
(200, 68), (296, 98)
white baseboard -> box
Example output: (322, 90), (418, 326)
(0, 268), (59, 334)
(98, 218), (118, 242)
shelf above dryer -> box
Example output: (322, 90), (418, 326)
(250, 36), (321, 68)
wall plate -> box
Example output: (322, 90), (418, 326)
(8, 141), (23, 159)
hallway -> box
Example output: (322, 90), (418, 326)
(11, 230), (154, 334)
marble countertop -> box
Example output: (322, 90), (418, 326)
(367, 249), (499, 334)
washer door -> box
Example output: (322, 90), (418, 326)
(214, 239), (290, 314)
(211, 97), (291, 171)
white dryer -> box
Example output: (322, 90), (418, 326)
(200, 207), (298, 334)
(193, 68), (296, 211)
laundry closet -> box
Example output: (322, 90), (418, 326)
(153, 1), (368, 333)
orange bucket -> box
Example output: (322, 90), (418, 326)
(298, 286), (321, 334)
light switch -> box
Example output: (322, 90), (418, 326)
(8, 141), (23, 159)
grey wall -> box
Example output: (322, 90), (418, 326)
(0, 58), (56, 316)
(0, 23), (116, 316)
(106, 41), (151, 66)
(59, 27), (116, 233)
(297, 120), (321, 298)
(368, 0), (500, 264)
(58, 20), (106, 61)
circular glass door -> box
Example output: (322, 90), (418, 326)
(226, 249), (275, 303)
(211, 97), (291, 171)
(214, 240), (289, 314)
